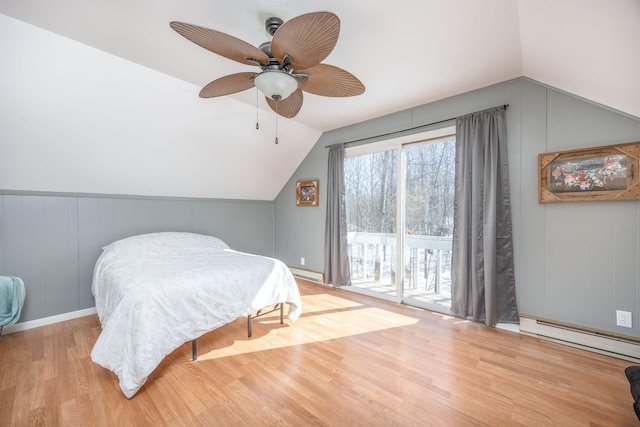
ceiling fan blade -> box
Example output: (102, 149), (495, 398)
(266, 89), (303, 118)
(298, 64), (365, 97)
(199, 72), (257, 98)
(271, 12), (340, 71)
(170, 21), (269, 66)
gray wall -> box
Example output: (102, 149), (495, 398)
(0, 193), (274, 322)
(274, 77), (640, 339)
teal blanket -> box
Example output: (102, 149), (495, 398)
(0, 276), (25, 327)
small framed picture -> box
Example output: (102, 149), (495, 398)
(296, 179), (319, 207)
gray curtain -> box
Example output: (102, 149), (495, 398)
(324, 143), (351, 286)
(451, 106), (519, 326)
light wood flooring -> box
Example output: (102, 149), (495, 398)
(1, 280), (638, 426)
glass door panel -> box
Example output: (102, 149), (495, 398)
(344, 149), (398, 299)
(401, 138), (455, 310)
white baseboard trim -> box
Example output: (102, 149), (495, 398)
(1, 307), (97, 335)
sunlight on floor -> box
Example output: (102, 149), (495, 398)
(196, 292), (419, 360)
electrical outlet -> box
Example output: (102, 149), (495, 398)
(616, 310), (632, 328)
(300, 257), (305, 266)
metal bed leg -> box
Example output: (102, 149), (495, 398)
(247, 303), (284, 338)
(192, 304), (285, 360)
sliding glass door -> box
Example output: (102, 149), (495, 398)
(344, 127), (455, 311)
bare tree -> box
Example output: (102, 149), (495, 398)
(345, 138), (455, 286)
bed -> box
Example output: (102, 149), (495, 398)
(90, 232), (302, 398)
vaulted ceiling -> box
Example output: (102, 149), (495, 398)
(1, 0), (638, 200)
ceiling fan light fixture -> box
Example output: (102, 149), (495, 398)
(253, 71), (298, 101)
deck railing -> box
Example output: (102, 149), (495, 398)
(347, 232), (452, 295)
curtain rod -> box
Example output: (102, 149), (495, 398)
(326, 104), (509, 147)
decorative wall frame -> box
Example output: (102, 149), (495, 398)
(538, 141), (640, 203)
(296, 179), (319, 207)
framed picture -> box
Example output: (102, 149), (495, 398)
(296, 179), (319, 207)
(538, 141), (640, 203)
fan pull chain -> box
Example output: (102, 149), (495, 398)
(255, 88), (259, 130)
(275, 102), (279, 144)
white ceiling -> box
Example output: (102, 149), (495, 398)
(1, 0), (638, 200)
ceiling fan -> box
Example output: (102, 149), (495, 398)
(170, 11), (365, 119)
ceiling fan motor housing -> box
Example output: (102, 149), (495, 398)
(259, 41), (273, 58)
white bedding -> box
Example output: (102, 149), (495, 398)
(90, 232), (302, 398)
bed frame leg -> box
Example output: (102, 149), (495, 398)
(247, 303), (284, 338)
(192, 339), (197, 361)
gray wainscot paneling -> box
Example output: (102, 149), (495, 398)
(1, 193), (275, 322)
(274, 77), (640, 339)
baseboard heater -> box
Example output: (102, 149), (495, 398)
(520, 315), (640, 363)
(288, 267), (325, 285)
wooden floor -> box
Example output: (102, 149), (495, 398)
(1, 280), (637, 426)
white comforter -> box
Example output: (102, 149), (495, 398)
(90, 232), (302, 398)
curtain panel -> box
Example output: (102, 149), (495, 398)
(451, 106), (519, 326)
(324, 144), (351, 286)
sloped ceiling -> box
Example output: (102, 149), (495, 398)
(0, 0), (638, 200)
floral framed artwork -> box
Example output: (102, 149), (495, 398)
(538, 141), (640, 203)
(296, 179), (319, 207)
